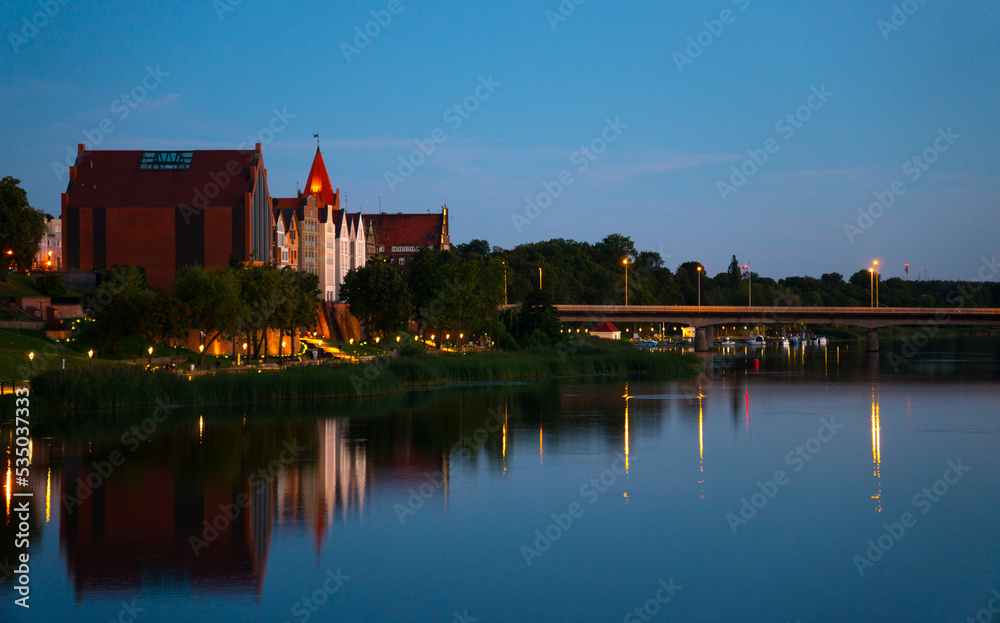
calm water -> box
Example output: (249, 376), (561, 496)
(2, 337), (999, 622)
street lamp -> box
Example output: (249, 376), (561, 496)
(502, 261), (507, 306)
(872, 260), (880, 308)
(28, 352), (34, 362)
(538, 267), (543, 290)
(868, 268), (874, 308)
(696, 266), (702, 308)
(88, 349), (94, 359)
(742, 263), (752, 307)
(623, 258), (630, 306)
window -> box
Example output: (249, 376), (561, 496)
(399, 258), (405, 266)
(139, 151), (193, 169)
(282, 250), (288, 261)
(327, 259), (333, 265)
(327, 242), (333, 249)
(379, 245), (385, 253)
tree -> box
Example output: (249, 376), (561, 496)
(727, 255), (742, 291)
(173, 265), (246, 367)
(509, 288), (561, 343)
(142, 291), (191, 351)
(0, 177), (46, 276)
(83, 265), (154, 354)
(339, 259), (412, 340)
(455, 239), (491, 260)
(594, 233), (637, 267)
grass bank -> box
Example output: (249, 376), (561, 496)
(5, 339), (698, 414)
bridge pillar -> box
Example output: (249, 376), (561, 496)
(695, 326), (714, 352)
(866, 329), (879, 353)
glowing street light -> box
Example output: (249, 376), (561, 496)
(696, 266), (703, 308)
(87, 349), (94, 359)
(199, 344), (205, 353)
(28, 352), (34, 362)
(148, 346), (154, 355)
(868, 268), (875, 308)
(743, 263), (752, 307)
(623, 258), (630, 306)
(872, 260), (880, 308)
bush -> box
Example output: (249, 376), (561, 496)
(36, 273), (66, 296)
(525, 328), (551, 348)
(497, 332), (519, 351)
(399, 338), (425, 357)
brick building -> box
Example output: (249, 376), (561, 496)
(61, 144), (273, 290)
(363, 207), (450, 271)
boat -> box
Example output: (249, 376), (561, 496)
(720, 338), (736, 347)
(780, 337), (790, 347)
(745, 335), (766, 346)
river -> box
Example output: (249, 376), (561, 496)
(1, 336), (998, 622)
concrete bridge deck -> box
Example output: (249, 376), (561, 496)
(532, 305), (1000, 352)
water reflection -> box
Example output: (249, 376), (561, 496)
(1, 336), (998, 622)
(872, 385), (882, 513)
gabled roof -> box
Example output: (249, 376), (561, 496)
(302, 147), (338, 208)
(367, 213), (444, 250)
(65, 149), (262, 209)
(592, 321), (619, 333)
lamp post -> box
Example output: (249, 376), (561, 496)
(502, 261), (507, 306)
(868, 268), (874, 308)
(88, 349), (94, 359)
(148, 346), (154, 365)
(623, 258), (630, 306)
(872, 260), (880, 308)
(742, 263), (752, 307)
(696, 266), (702, 308)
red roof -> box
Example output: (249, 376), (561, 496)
(371, 213), (445, 251)
(65, 149), (261, 209)
(593, 321), (619, 333)
(302, 147), (338, 207)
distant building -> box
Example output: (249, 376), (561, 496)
(363, 207), (450, 271)
(272, 200), (299, 269)
(591, 321), (621, 340)
(60, 144), (273, 290)
(34, 217), (62, 270)
(271, 147), (366, 301)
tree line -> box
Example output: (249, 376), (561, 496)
(84, 261), (318, 365)
(340, 233), (998, 348)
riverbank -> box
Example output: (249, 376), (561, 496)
(2, 339), (699, 414)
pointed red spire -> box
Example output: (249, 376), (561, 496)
(303, 146), (338, 207)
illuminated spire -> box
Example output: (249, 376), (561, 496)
(302, 146), (339, 208)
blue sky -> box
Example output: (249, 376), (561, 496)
(1, 0), (997, 279)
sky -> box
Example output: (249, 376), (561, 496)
(0, 0), (997, 280)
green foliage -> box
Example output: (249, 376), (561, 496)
(83, 265), (155, 354)
(512, 288), (561, 342)
(172, 265), (246, 366)
(12, 338), (699, 412)
(0, 177), (46, 276)
(35, 272), (66, 296)
(340, 258), (412, 339)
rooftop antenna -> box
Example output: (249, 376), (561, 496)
(313, 132), (319, 148)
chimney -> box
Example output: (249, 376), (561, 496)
(77, 143), (86, 154)
(255, 143), (262, 153)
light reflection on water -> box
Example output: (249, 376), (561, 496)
(1, 336), (998, 622)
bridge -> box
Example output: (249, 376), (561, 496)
(545, 305), (1000, 352)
